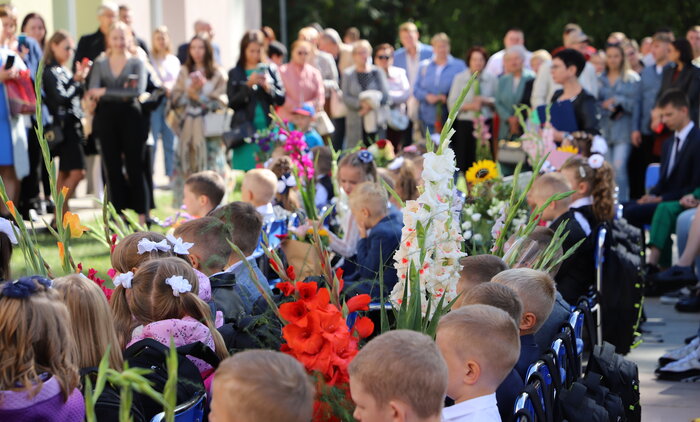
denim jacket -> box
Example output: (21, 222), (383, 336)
(413, 55), (467, 126)
(598, 71), (640, 145)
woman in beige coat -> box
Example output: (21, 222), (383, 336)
(170, 34), (228, 206)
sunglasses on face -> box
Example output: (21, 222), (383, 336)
(376, 55), (392, 60)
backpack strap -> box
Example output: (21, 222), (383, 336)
(540, 352), (562, 394)
(527, 371), (554, 422)
(124, 337), (170, 358)
(176, 341), (221, 369)
(576, 297), (598, 348)
(522, 383), (548, 422)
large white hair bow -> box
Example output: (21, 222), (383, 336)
(165, 275), (192, 297)
(166, 234), (194, 255)
(113, 271), (134, 289)
(137, 238), (171, 255)
(0, 217), (18, 245)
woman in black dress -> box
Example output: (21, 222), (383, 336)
(42, 30), (91, 214)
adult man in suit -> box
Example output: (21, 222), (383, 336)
(623, 89), (700, 228)
(75, 2), (118, 64)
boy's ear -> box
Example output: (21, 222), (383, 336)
(387, 399), (410, 422)
(520, 312), (537, 332)
(463, 359), (481, 386)
(198, 194), (208, 206)
(188, 254), (201, 270)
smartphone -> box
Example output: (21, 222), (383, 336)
(255, 63), (268, 74)
(4, 55), (14, 70)
(18, 34), (28, 48)
(81, 57), (91, 67)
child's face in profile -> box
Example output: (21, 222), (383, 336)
(183, 185), (208, 218)
(350, 205), (370, 230)
(349, 377), (392, 422)
(435, 330), (467, 402)
(292, 113), (312, 131)
(560, 168), (587, 202)
(339, 166), (364, 195)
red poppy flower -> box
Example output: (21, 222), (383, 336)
(276, 281), (296, 296)
(353, 316), (374, 339)
(346, 294), (371, 313)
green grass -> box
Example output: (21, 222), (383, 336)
(9, 178), (244, 281)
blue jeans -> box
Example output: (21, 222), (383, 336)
(150, 101), (176, 177)
(675, 208), (700, 274)
(606, 142), (630, 202)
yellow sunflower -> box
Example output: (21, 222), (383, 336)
(466, 160), (499, 184)
(557, 145), (579, 154)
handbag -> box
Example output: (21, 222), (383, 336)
(387, 108), (409, 130)
(329, 88), (347, 118)
(203, 109), (233, 137)
(45, 122), (65, 153)
(6, 70), (36, 117)
(222, 120), (255, 150)
(497, 139), (527, 165)
(314, 110), (335, 136)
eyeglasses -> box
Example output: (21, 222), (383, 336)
(376, 55), (392, 60)
(296, 51), (309, 56)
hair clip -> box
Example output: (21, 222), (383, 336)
(166, 234), (194, 255)
(1, 276), (52, 299)
(277, 173), (297, 194)
(588, 153), (605, 170)
(387, 156), (405, 171)
(137, 238), (171, 255)
(165, 275), (192, 297)
(113, 271), (134, 289)
(578, 165), (587, 179)
(0, 217), (18, 245)
(357, 150), (374, 164)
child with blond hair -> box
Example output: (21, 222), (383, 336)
(210, 350), (314, 422)
(349, 330), (448, 422)
(240, 168), (279, 224)
(437, 304), (521, 421)
(492, 268), (557, 379)
(345, 181), (402, 298)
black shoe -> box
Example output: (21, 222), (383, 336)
(43, 199), (55, 214)
(652, 265), (698, 285)
(675, 294), (700, 313)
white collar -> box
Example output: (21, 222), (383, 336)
(256, 203), (275, 217)
(675, 120), (695, 145)
(214, 255), (256, 275)
(569, 196), (593, 210)
(442, 393), (499, 421)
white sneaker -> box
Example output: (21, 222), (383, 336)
(659, 336), (700, 366)
(656, 346), (700, 381)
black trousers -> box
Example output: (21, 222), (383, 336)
(627, 134), (659, 200)
(19, 123), (51, 210)
(94, 101), (148, 214)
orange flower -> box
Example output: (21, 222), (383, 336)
(62, 211), (88, 238)
(5, 200), (16, 217)
(346, 294), (371, 313)
(60, 186), (69, 198)
(57, 241), (65, 261)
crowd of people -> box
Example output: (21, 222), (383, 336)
(2, 1), (700, 420)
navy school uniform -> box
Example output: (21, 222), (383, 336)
(515, 334), (540, 380)
(497, 369), (525, 421)
(343, 213), (402, 300)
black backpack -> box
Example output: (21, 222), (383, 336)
(559, 382), (610, 422)
(597, 220), (644, 355)
(586, 342), (641, 422)
(579, 372), (626, 421)
(124, 339), (220, 420)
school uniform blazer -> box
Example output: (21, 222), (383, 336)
(345, 213), (403, 298)
(658, 63), (700, 124)
(550, 210), (596, 304)
(651, 125), (700, 201)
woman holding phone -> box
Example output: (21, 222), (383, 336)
(227, 30), (285, 171)
(170, 33), (228, 206)
(87, 22), (148, 223)
(42, 30), (91, 218)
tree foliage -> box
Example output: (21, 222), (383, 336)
(263, 0), (700, 58)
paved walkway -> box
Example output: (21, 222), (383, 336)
(628, 298), (700, 421)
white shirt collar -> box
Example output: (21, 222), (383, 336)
(442, 393), (500, 422)
(211, 255), (256, 276)
(569, 196), (593, 210)
(675, 120), (694, 147)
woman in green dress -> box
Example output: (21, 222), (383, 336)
(227, 30), (286, 170)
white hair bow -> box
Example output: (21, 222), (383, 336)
(277, 173), (297, 194)
(591, 135), (609, 156)
(0, 217), (18, 245)
(588, 153), (605, 169)
(137, 238), (171, 255)
(166, 234), (194, 255)
(165, 275), (192, 297)
(387, 156), (405, 171)
(113, 271), (134, 289)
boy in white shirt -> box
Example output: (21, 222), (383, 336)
(437, 305), (521, 422)
(349, 330), (448, 422)
(240, 168), (278, 224)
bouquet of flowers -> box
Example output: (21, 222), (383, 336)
(514, 104), (557, 166)
(472, 114), (492, 161)
(253, 126), (285, 165)
(367, 139), (395, 167)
